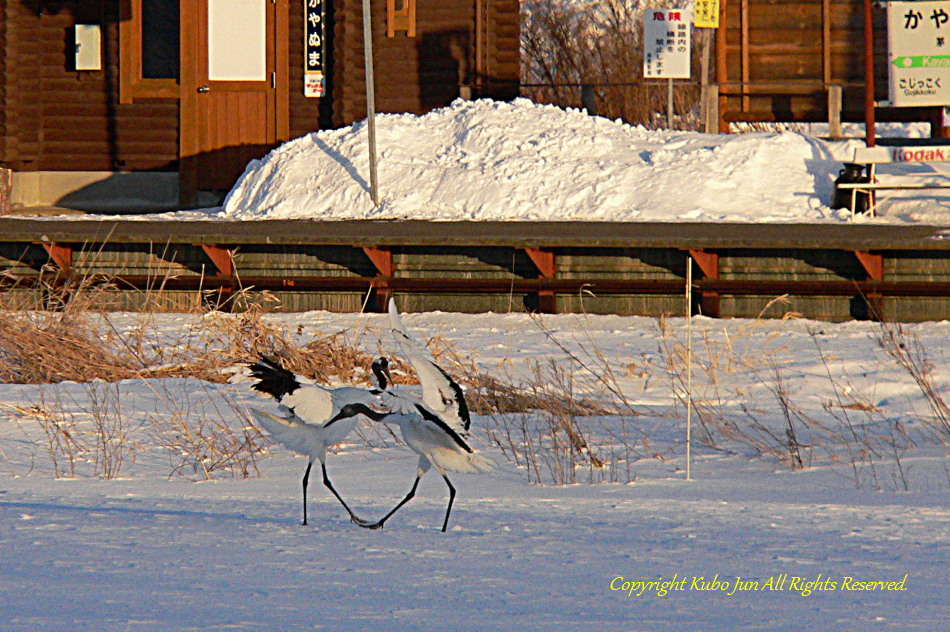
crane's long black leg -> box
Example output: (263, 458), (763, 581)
(321, 462), (367, 525)
(441, 475), (457, 533)
(301, 461), (314, 526)
(360, 475), (421, 530)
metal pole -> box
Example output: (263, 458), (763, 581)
(667, 78), (675, 128)
(685, 254), (693, 481)
(863, 0), (875, 148)
(362, 0), (380, 205)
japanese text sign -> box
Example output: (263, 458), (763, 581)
(888, 1), (950, 106)
(643, 9), (692, 79)
(693, 1), (720, 29)
(305, 0), (326, 97)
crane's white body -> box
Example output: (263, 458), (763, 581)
(244, 357), (387, 525)
(354, 302), (491, 532)
(380, 392), (494, 477)
(249, 406), (359, 467)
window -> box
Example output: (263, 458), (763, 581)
(387, 0), (416, 38)
(119, 0), (180, 103)
(141, 0), (179, 79)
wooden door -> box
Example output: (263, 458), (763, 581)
(180, 0), (289, 200)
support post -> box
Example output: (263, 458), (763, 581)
(363, 246), (392, 312)
(198, 244), (235, 310)
(705, 84), (720, 134)
(699, 28), (710, 129)
(864, 0), (876, 147)
(362, 0), (380, 206)
(40, 242), (72, 272)
(37, 241), (74, 309)
(688, 249), (720, 317)
(667, 78), (675, 128)
(715, 0), (729, 133)
(854, 250), (884, 320)
(581, 84), (597, 117)
(199, 244), (234, 276)
(828, 85), (842, 139)
(524, 247), (556, 314)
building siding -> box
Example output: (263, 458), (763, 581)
(1, 1), (519, 183)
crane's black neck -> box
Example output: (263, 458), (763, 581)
(325, 402), (389, 428)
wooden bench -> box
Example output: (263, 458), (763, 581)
(836, 144), (950, 218)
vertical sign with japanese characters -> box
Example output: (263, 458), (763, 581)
(693, 1), (720, 29)
(643, 9), (692, 79)
(887, 1), (950, 106)
(305, 0), (326, 97)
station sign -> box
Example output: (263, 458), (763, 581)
(305, 0), (326, 97)
(888, 1), (950, 106)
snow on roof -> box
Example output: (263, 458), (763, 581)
(220, 98), (949, 224)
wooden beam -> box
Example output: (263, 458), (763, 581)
(716, 0), (729, 132)
(178, 1), (200, 206)
(864, 0), (876, 147)
(689, 249), (718, 280)
(363, 246), (393, 311)
(275, 0), (291, 142)
(854, 250), (884, 320)
(197, 244), (235, 311)
(828, 85), (842, 139)
(363, 246), (393, 276)
(741, 0), (750, 112)
(199, 244), (234, 276)
(689, 249), (720, 317)
(822, 0), (831, 86)
(524, 247), (556, 313)
(853, 251), (883, 281)
(524, 247), (555, 279)
(40, 242), (72, 271)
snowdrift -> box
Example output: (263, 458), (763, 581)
(221, 98), (948, 223)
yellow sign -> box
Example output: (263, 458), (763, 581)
(694, 0), (720, 28)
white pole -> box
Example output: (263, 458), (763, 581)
(362, 0), (380, 206)
(685, 254), (693, 481)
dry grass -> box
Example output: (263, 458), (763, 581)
(0, 295), (379, 387)
(1, 382), (133, 479)
(0, 281), (385, 479)
(144, 380), (266, 480)
(1, 277), (945, 489)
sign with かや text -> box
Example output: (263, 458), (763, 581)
(887, 1), (950, 106)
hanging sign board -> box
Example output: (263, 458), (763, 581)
(693, 1), (720, 29)
(643, 9), (692, 79)
(304, 0), (326, 97)
(887, 1), (950, 107)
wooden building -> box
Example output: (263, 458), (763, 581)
(716, 0), (947, 136)
(0, 0), (519, 210)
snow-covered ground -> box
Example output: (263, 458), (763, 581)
(1, 310), (947, 630)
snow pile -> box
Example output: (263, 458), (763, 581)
(221, 98), (950, 223)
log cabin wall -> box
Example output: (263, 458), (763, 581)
(0, 1), (6, 163)
(0, 1), (179, 173)
(717, 0), (944, 131)
(330, 0), (519, 128)
(0, 0), (520, 207)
